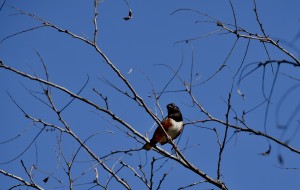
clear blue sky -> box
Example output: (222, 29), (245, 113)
(1, 0), (300, 189)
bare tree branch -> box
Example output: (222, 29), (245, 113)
(0, 169), (43, 190)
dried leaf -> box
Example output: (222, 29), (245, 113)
(123, 9), (133, 21)
(43, 177), (49, 183)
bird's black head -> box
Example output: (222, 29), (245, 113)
(167, 103), (180, 112)
(166, 103), (182, 122)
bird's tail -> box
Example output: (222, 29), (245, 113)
(142, 142), (152, 151)
(142, 140), (156, 151)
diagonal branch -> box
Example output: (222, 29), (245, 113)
(0, 169), (43, 190)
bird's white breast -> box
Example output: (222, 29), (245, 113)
(167, 119), (184, 139)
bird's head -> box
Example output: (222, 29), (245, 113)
(166, 103), (180, 114)
(166, 103), (182, 121)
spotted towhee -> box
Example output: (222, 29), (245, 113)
(143, 103), (184, 150)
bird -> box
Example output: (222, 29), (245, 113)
(143, 103), (184, 151)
